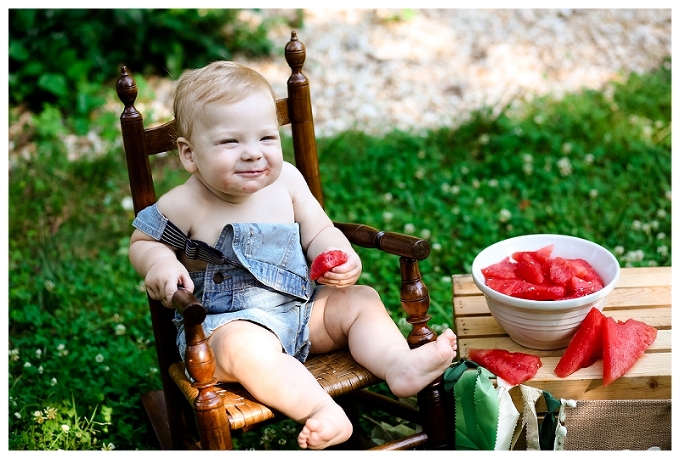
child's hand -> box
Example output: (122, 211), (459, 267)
(144, 257), (195, 308)
(314, 248), (361, 288)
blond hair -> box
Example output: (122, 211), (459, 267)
(173, 61), (277, 140)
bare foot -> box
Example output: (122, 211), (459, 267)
(297, 401), (353, 449)
(384, 328), (458, 398)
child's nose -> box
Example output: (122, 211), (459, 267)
(241, 143), (263, 160)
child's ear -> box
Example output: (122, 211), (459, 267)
(177, 137), (198, 173)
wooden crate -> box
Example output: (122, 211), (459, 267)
(452, 267), (671, 406)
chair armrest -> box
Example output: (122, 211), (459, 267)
(333, 222), (430, 260)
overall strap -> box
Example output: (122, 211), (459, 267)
(161, 220), (241, 267)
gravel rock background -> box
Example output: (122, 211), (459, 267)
(243, 9), (671, 136)
(144, 9), (671, 137)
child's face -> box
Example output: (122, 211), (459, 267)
(179, 91), (283, 201)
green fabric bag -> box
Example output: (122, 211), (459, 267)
(443, 359), (563, 450)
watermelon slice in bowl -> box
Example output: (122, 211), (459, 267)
(471, 234), (620, 350)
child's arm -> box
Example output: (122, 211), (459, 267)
(129, 229), (195, 307)
(284, 163), (362, 287)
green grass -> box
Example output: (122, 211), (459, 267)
(7, 58), (671, 449)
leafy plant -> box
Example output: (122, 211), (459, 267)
(8, 9), (290, 133)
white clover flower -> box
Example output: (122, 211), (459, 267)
(514, 126), (524, 136)
(451, 185), (460, 195)
(488, 179), (498, 188)
(95, 354), (104, 363)
(14, 412), (21, 419)
(61, 424), (70, 433)
(475, 197), (484, 206)
(657, 232), (666, 240)
(44, 280), (55, 292)
(522, 153), (533, 163)
(420, 229), (431, 240)
(472, 179), (480, 189)
(414, 168), (425, 180)
(657, 245), (668, 257)
(614, 245), (625, 256)
(499, 209), (512, 223)
(557, 157), (572, 176)
(432, 243), (442, 251)
(479, 133), (490, 144)
(34, 411), (45, 424)
(561, 142), (573, 154)
(115, 324), (126, 336)
(451, 207), (460, 215)
(24, 362), (31, 368)
(51, 378), (58, 386)
(534, 114), (545, 124)
(665, 190), (671, 201)
(383, 192), (393, 202)
(657, 209), (667, 218)
(589, 189), (598, 198)
(121, 196), (134, 211)
(35, 349), (42, 359)
(441, 276), (452, 283)
(584, 153), (594, 164)
(9, 349), (20, 361)
(404, 223), (416, 234)
(440, 183), (450, 194)
(460, 166), (469, 175)
(631, 220), (641, 231)
(417, 150), (426, 159)
(382, 211), (394, 222)
(523, 163), (533, 175)
(45, 407), (57, 420)
(38, 366), (43, 374)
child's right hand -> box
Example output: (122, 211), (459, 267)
(144, 257), (195, 308)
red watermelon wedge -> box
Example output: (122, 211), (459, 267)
(554, 307), (606, 377)
(481, 256), (518, 280)
(467, 348), (542, 386)
(309, 250), (348, 281)
(602, 316), (657, 386)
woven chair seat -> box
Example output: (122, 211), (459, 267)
(169, 348), (381, 431)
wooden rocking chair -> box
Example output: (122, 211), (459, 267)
(116, 31), (453, 450)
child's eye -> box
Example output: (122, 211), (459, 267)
(221, 139), (238, 144)
(261, 136), (278, 141)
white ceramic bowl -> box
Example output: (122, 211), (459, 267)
(471, 234), (621, 350)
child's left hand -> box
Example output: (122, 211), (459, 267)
(315, 248), (362, 288)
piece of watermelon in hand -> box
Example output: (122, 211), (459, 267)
(602, 316), (657, 386)
(467, 348), (542, 386)
(554, 307), (606, 378)
(309, 250), (348, 281)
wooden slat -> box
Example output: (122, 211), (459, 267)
(452, 266), (672, 403)
(455, 307), (671, 338)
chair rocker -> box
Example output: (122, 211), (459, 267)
(116, 31), (453, 450)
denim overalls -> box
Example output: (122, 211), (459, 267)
(132, 203), (318, 363)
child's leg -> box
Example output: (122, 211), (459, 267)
(207, 320), (352, 449)
(308, 285), (457, 398)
